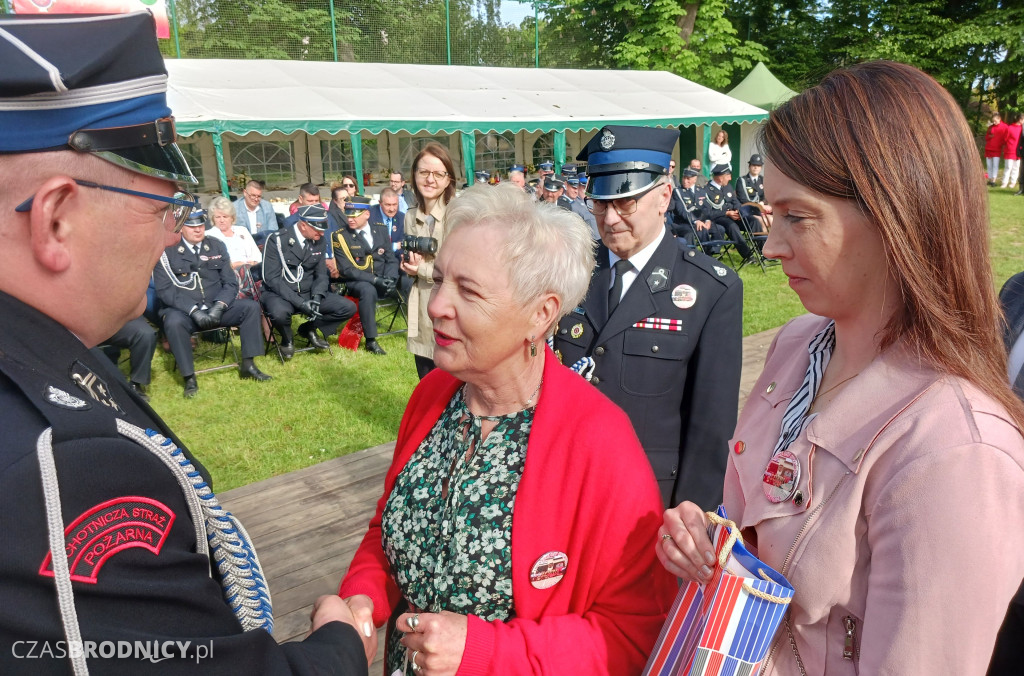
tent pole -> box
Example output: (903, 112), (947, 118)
(351, 131), (364, 191)
(553, 130), (566, 173)
(701, 124), (710, 179)
(329, 0), (338, 62)
(445, 0), (452, 65)
(460, 132), (475, 186)
(534, 2), (539, 68)
(168, 0), (182, 58)
(212, 131), (229, 197)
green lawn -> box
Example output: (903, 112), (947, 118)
(136, 189), (1023, 491)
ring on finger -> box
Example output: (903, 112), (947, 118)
(408, 613), (420, 632)
(661, 533), (672, 543)
(411, 649), (422, 672)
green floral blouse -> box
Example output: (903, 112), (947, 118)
(380, 386), (531, 674)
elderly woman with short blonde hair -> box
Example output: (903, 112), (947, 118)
(205, 195), (261, 270)
(340, 183), (675, 676)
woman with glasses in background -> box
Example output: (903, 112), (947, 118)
(401, 142), (457, 379)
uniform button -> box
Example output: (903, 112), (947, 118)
(733, 441), (745, 455)
(560, 328), (567, 335)
(591, 376), (600, 384)
(687, 250), (696, 257)
(793, 490), (804, 506)
(651, 345), (659, 353)
(594, 346), (605, 356)
(766, 381), (777, 393)
(671, 468), (678, 476)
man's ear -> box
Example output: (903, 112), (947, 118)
(28, 176), (79, 273)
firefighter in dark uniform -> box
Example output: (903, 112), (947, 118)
(261, 205), (356, 359)
(0, 12), (368, 674)
(155, 208), (272, 397)
(736, 153), (773, 233)
(543, 175), (575, 212)
(667, 167), (726, 249)
(702, 164), (753, 261)
(331, 195), (399, 355)
(552, 125), (743, 509)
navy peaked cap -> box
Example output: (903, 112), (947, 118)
(711, 163), (732, 176)
(577, 125), (678, 199)
(297, 204), (328, 228)
(0, 12), (196, 184)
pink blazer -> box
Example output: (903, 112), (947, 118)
(725, 314), (1024, 674)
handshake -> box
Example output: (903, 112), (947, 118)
(190, 301), (228, 330)
(310, 594), (377, 664)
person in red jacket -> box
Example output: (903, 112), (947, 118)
(986, 112), (1008, 185)
(1001, 114), (1022, 188)
(339, 183), (676, 676)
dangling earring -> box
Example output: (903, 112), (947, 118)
(529, 336), (537, 357)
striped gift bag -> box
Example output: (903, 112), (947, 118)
(643, 507), (794, 676)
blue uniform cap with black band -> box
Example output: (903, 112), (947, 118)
(0, 11), (196, 185)
(297, 204), (328, 230)
(537, 161), (554, 172)
(509, 164), (526, 173)
(474, 170), (490, 182)
(182, 208), (206, 228)
(577, 125), (678, 199)
(342, 194), (371, 218)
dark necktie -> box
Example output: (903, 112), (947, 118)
(608, 259), (633, 313)
(361, 230), (373, 249)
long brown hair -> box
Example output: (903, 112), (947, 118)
(759, 60), (1024, 429)
(411, 142), (456, 209)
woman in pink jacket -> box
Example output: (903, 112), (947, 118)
(659, 61), (1024, 674)
(339, 184), (675, 675)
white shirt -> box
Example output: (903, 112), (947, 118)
(352, 223), (373, 248)
(607, 226), (667, 302)
(206, 225), (262, 266)
(243, 203), (261, 233)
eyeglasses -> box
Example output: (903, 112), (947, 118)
(15, 179), (200, 233)
(416, 169), (449, 182)
(243, 190), (262, 199)
(585, 183), (662, 217)
(341, 183), (355, 188)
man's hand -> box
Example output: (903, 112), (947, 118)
(190, 308), (217, 330)
(326, 258), (339, 278)
(301, 299), (321, 319)
(726, 209), (741, 221)
(206, 301), (227, 325)
(697, 220), (711, 231)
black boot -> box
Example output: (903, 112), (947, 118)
(183, 375), (198, 399)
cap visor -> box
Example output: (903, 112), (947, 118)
(584, 170), (663, 200)
(95, 141), (197, 185)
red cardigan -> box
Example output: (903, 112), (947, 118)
(339, 347), (675, 675)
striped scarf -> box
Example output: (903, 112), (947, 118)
(772, 320), (836, 455)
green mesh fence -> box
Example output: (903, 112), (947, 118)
(156, 0), (578, 68)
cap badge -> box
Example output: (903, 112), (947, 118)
(530, 551), (569, 589)
(600, 129), (616, 151)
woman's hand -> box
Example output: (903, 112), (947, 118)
(344, 594), (378, 664)
(657, 501), (716, 582)
(309, 594), (356, 634)
(397, 610), (468, 676)
(400, 251), (423, 277)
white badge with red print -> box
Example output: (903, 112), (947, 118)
(762, 450), (801, 503)
(671, 284), (697, 309)
(530, 551), (568, 589)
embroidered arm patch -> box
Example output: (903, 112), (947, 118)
(39, 496), (175, 584)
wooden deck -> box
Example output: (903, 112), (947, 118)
(219, 326), (782, 649)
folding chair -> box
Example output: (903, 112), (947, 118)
(737, 202), (779, 273)
(375, 293), (408, 336)
(244, 266), (287, 364)
(684, 211), (739, 270)
(183, 327), (239, 375)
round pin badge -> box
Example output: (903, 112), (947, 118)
(762, 449), (801, 503)
(529, 551), (569, 589)
(671, 284), (697, 309)
(570, 323), (584, 339)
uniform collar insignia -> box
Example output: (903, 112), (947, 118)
(177, 246), (185, 253)
(288, 238), (296, 245)
(45, 385), (90, 410)
(70, 361), (123, 414)
(647, 267), (669, 292)
(572, 305), (586, 315)
(714, 265), (728, 277)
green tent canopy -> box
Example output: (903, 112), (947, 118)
(727, 62), (798, 111)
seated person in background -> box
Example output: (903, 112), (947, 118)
(668, 167), (726, 249)
(324, 184), (349, 279)
(236, 179), (278, 245)
(701, 164), (753, 261)
(288, 182), (327, 215)
(371, 187), (406, 251)
(97, 316), (157, 401)
(261, 205), (356, 359)
(688, 157), (709, 187)
(204, 194), (262, 274)
(389, 171), (416, 212)
(735, 153), (773, 232)
(332, 195), (399, 355)
(155, 210), (272, 398)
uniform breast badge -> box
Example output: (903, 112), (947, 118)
(570, 323), (584, 339)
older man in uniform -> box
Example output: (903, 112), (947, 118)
(332, 195), (398, 355)
(155, 209), (272, 397)
(261, 205), (356, 359)
(508, 164), (528, 192)
(0, 12), (369, 674)
(552, 125), (743, 509)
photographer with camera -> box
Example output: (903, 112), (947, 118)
(261, 205), (356, 359)
(332, 195), (398, 355)
(401, 143), (456, 379)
